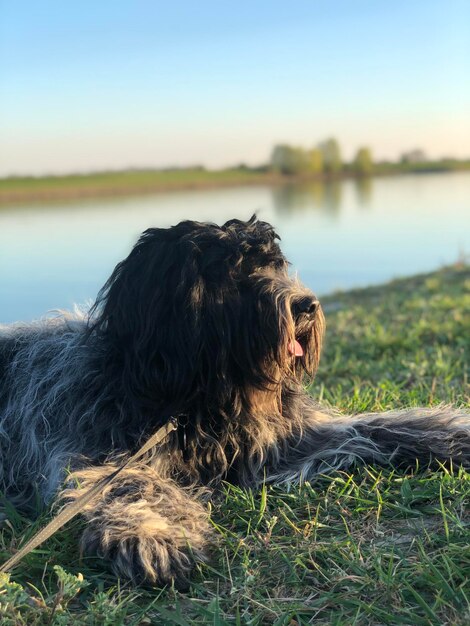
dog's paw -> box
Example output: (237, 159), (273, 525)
(81, 522), (196, 589)
(62, 463), (211, 587)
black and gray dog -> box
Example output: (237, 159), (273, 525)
(0, 216), (469, 586)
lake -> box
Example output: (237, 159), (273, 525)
(1, 171), (469, 323)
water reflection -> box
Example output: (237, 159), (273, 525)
(271, 180), (346, 216)
(354, 177), (373, 208)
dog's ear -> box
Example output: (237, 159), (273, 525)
(90, 227), (211, 408)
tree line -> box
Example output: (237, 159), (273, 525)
(270, 139), (373, 176)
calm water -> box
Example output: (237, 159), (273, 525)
(1, 172), (469, 323)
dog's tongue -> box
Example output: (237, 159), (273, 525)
(288, 340), (304, 357)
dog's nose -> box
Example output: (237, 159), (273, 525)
(293, 297), (320, 317)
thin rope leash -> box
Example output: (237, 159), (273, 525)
(0, 417), (178, 574)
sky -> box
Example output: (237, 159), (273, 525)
(1, 0), (470, 176)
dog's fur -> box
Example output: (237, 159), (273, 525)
(0, 216), (469, 587)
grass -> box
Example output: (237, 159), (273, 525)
(1, 264), (469, 625)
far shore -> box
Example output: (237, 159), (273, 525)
(1, 161), (470, 205)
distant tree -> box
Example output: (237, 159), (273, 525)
(401, 149), (427, 164)
(353, 147), (373, 176)
(308, 148), (323, 174)
(317, 138), (342, 175)
(270, 144), (310, 175)
(271, 145), (289, 173)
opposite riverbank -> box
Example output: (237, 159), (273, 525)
(1, 264), (469, 624)
(1, 159), (470, 204)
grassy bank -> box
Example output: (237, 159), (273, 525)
(0, 168), (275, 204)
(1, 265), (469, 624)
(1, 160), (470, 204)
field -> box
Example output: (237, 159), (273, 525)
(0, 168), (273, 204)
(1, 264), (469, 625)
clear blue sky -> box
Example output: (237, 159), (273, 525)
(1, 0), (469, 175)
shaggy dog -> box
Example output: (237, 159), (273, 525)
(0, 216), (469, 587)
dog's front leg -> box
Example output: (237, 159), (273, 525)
(265, 394), (470, 484)
(60, 463), (211, 588)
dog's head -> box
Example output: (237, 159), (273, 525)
(92, 216), (324, 415)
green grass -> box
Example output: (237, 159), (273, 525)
(1, 265), (469, 625)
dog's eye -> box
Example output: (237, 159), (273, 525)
(292, 297), (319, 318)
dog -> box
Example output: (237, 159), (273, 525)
(0, 216), (469, 587)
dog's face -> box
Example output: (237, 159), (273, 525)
(93, 216), (324, 413)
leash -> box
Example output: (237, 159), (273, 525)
(0, 417), (178, 574)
